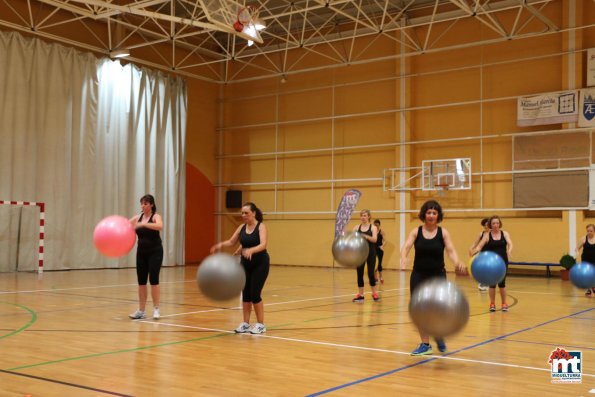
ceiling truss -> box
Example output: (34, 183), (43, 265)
(0, 0), (577, 83)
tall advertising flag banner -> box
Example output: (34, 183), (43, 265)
(334, 189), (362, 238)
(578, 88), (595, 127)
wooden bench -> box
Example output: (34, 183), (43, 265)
(508, 261), (562, 278)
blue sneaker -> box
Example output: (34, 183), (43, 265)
(435, 338), (447, 353)
(411, 343), (433, 356)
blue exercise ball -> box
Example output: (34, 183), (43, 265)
(471, 251), (506, 286)
(569, 262), (595, 289)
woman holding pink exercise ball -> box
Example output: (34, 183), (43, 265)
(128, 194), (164, 320)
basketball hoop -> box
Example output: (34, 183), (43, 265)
(233, 5), (264, 44)
(435, 184), (450, 197)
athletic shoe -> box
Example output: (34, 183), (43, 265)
(435, 338), (448, 353)
(372, 292), (380, 301)
(586, 289), (593, 297)
(489, 303), (496, 312)
(250, 323), (267, 334)
(501, 303), (509, 312)
(234, 322), (251, 333)
(411, 343), (433, 356)
(352, 294), (364, 303)
(129, 310), (146, 320)
(478, 283), (488, 291)
(153, 308), (161, 319)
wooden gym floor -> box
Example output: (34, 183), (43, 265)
(0, 266), (593, 396)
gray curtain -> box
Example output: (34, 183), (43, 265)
(0, 31), (186, 271)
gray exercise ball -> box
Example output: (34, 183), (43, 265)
(408, 278), (469, 338)
(332, 232), (369, 268)
(197, 253), (246, 301)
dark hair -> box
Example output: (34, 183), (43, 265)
(481, 218), (489, 227)
(140, 194), (157, 214)
(373, 219), (381, 225)
(489, 215), (502, 228)
(418, 200), (443, 223)
(243, 202), (263, 222)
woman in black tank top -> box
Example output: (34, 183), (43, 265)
(128, 194), (164, 321)
(472, 215), (513, 312)
(351, 209), (380, 302)
(468, 218), (490, 292)
(373, 219), (386, 284)
(211, 202), (270, 334)
(575, 224), (595, 296)
(400, 200), (466, 356)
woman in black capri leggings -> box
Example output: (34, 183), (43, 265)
(351, 209), (380, 302)
(400, 200), (465, 356)
(472, 215), (513, 312)
(129, 194), (163, 320)
(211, 202), (270, 334)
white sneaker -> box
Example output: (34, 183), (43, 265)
(478, 283), (488, 291)
(129, 310), (146, 320)
(153, 308), (161, 319)
(234, 322), (251, 333)
(250, 323), (267, 334)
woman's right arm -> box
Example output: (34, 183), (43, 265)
(210, 225), (243, 253)
(471, 234), (489, 256)
(400, 228), (417, 268)
(576, 237), (585, 257)
(468, 231), (482, 256)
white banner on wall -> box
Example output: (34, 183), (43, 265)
(579, 88), (595, 127)
(589, 166), (595, 209)
(517, 90), (578, 127)
(588, 48), (595, 87)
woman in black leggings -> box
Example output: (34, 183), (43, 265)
(472, 215), (513, 312)
(129, 194), (163, 320)
(373, 219), (385, 284)
(400, 200), (465, 356)
(211, 202), (270, 334)
(351, 210), (379, 302)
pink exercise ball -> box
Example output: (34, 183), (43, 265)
(93, 215), (136, 257)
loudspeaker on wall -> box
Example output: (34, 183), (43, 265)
(226, 190), (242, 208)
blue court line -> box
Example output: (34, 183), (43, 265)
(305, 307), (594, 396)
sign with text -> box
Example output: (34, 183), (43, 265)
(517, 90), (578, 127)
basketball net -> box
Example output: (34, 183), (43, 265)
(436, 184), (449, 197)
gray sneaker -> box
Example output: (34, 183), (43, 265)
(129, 310), (146, 320)
(250, 323), (267, 334)
(234, 322), (251, 333)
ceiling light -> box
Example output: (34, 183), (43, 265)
(111, 49), (130, 59)
(254, 17), (266, 31)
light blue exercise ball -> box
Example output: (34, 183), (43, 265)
(569, 262), (595, 289)
(471, 251), (506, 286)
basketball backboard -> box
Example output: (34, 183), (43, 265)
(383, 158), (471, 192)
(422, 158), (471, 191)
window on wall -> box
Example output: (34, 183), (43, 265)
(513, 132), (591, 208)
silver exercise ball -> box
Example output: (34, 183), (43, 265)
(331, 232), (369, 268)
(408, 278), (469, 338)
(197, 253), (246, 301)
